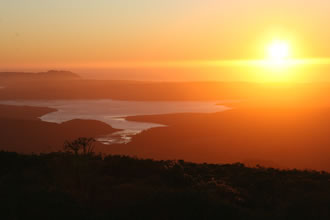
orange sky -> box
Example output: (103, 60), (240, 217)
(1, 0), (330, 81)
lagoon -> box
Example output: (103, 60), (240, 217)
(0, 100), (230, 144)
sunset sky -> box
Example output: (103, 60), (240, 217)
(1, 0), (330, 81)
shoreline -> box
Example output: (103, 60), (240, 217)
(0, 99), (227, 145)
(0, 104), (120, 153)
(1, 102), (330, 171)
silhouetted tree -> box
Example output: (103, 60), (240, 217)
(64, 137), (96, 156)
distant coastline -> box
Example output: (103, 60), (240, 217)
(0, 99), (228, 145)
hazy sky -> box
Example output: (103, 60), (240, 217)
(1, 0), (330, 81)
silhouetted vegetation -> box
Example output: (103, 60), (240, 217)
(1, 150), (330, 219)
(64, 137), (96, 156)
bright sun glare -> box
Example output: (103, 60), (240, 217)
(267, 40), (290, 64)
(256, 39), (296, 82)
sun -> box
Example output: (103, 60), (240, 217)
(255, 39), (296, 82)
(267, 40), (290, 63)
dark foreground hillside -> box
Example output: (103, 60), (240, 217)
(1, 152), (330, 220)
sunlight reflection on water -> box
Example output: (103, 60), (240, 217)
(0, 99), (230, 144)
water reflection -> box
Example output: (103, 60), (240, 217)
(0, 100), (230, 144)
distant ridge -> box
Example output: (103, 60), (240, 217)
(0, 70), (80, 80)
(36, 70), (80, 79)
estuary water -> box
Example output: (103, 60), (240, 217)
(0, 100), (230, 144)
